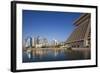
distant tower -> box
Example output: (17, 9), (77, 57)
(30, 37), (32, 48)
(25, 37), (32, 48)
(32, 37), (35, 47)
(43, 38), (48, 46)
(37, 36), (40, 44)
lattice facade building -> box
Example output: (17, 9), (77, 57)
(66, 13), (91, 48)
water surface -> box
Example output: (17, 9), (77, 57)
(22, 48), (90, 63)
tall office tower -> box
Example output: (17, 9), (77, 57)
(25, 37), (32, 48)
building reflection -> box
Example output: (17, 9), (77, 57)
(23, 47), (90, 62)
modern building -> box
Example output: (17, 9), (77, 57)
(31, 36), (49, 48)
(66, 13), (91, 48)
(32, 37), (35, 47)
(50, 39), (59, 47)
(25, 37), (32, 48)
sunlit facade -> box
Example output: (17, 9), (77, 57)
(66, 13), (91, 48)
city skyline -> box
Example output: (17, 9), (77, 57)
(22, 10), (82, 41)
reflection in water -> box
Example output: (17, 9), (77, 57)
(23, 48), (90, 63)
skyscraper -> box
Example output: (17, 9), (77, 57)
(25, 37), (32, 48)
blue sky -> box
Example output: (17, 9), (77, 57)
(22, 10), (82, 42)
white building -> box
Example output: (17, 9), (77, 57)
(25, 37), (32, 48)
(31, 36), (49, 48)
